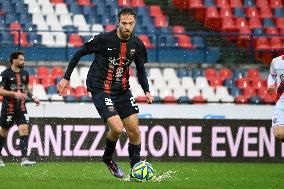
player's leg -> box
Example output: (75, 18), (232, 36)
(0, 126), (8, 167)
(122, 114), (141, 168)
(0, 113), (11, 167)
(16, 112), (36, 166)
(272, 109), (284, 142)
(92, 92), (124, 178)
(115, 90), (141, 168)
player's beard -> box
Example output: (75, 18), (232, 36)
(17, 64), (24, 69)
(119, 27), (132, 39)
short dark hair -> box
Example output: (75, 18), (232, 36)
(118, 8), (136, 21)
(9, 51), (24, 63)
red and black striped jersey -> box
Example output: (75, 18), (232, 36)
(0, 67), (29, 112)
(64, 29), (149, 95)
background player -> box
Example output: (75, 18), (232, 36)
(57, 8), (153, 178)
(0, 51), (40, 167)
(268, 55), (284, 142)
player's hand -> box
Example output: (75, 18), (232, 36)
(268, 85), (276, 94)
(145, 92), (153, 104)
(56, 79), (69, 96)
(14, 91), (26, 100)
(32, 97), (40, 106)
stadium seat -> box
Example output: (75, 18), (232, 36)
(270, 37), (283, 50)
(192, 96), (206, 103)
(220, 7), (233, 18)
(172, 25), (185, 34)
(230, 86), (242, 97)
(176, 68), (189, 78)
(249, 96), (262, 104)
(181, 77), (196, 90)
(215, 86), (234, 102)
(177, 96), (191, 104)
(242, 88), (256, 98)
(234, 7), (246, 17)
(274, 8), (284, 17)
(77, 0), (91, 6)
(249, 18), (262, 29)
(216, 0), (230, 7)
(259, 7), (273, 18)
(235, 95), (248, 104)
(246, 7), (259, 18)
(270, 0), (283, 8)
(205, 68), (217, 78)
(202, 87), (219, 102)
(236, 78), (249, 89)
(138, 35), (154, 48)
(75, 86), (88, 98)
(50, 0), (64, 3)
(219, 68), (232, 81)
(41, 76), (55, 89)
(69, 34), (83, 47)
(176, 35), (195, 48)
(244, 0), (255, 7)
(254, 37), (270, 50)
(263, 18), (275, 28)
(229, 0), (242, 8)
(195, 77), (210, 90)
(51, 66), (64, 79)
(28, 75), (39, 88)
(118, 0), (131, 7)
(37, 66), (49, 78)
(247, 68), (260, 78)
(275, 18), (284, 28)
(131, 0), (145, 7)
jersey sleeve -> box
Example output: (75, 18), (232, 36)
(134, 40), (150, 93)
(25, 71), (29, 85)
(0, 71), (8, 87)
(63, 34), (102, 80)
(268, 58), (277, 87)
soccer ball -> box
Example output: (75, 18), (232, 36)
(130, 161), (154, 182)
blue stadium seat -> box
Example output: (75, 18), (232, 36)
(224, 78), (236, 89)
(191, 36), (205, 48)
(47, 86), (57, 95)
(263, 18), (275, 27)
(249, 96), (262, 104)
(234, 8), (246, 17)
(274, 8), (284, 18)
(230, 87), (242, 97)
(204, 0), (215, 7)
(153, 96), (161, 103)
(191, 68), (203, 79)
(63, 25), (79, 34)
(64, 95), (77, 102)
(177, 68), (189, 78)
(252, 28), (265, 36)
(80, 95), (92, 102)
(178, 96), (190, 104)
(243, 0), (255, 7)
(0, 32), (14, 45)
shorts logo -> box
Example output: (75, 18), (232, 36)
(108, 106), (115, 112)
(105, 98), (113, 106)
(273, 117), (278, 124)
(130, 49), (135, 57)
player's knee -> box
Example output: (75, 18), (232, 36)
(110, 127), (123, 138)
(0, 128), (8, 137)
(127, 127), (140, 138)
(274, 132), (284, 142)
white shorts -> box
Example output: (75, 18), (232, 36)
(272, 108), (284, 128)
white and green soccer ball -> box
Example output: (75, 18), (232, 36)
(130, 161), (154, 182)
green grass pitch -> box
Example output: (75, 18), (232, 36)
(0, 162), (283, 189)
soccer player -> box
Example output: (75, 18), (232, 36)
(0, 51), (40, 167)
(268, 55), (284, 142)
(57, 8), (153, 178)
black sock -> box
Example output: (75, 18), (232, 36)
(0, 136), (6, 156)
(128, 143), (141, 168)
(102, 138), (117, 162)
(20, 135), (28, 158)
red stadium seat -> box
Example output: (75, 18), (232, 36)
(250, 77), (263, 90)
(270, 37), (283, 50)
(154, 15), (168, 27)
(37, 66), (49, 78)
(138, 35), (155, 48)
(246, 7), (259, 18)
(75, 86), (88, 97)
(118, 0), (131, 7)
(189, 0), (203, 8)
(163, 96), (177, 103)
(248, 18), (262, 29)
(61, 86), (75, 97)
(51, 66), (64, 78)
(254, 37), (270, 50)
(270, 0), (283, 8)
(192, 96), (206, 103)
(50, 0), (64, 3)
(235, 95), (248, 104)
(219, 68), (232, 81)
(172, 0), (189, 9)
(176, 35), (195, 48)
(131, 0), (144, 7)
(172, 26), (185, 34)
(259, 7), (273, 18)
(265, 27), (279, 35)
(205, 68), (217, 78)
(208, 76), (223, 88)
(41, 76), (55, 89)
(222, 18), (237, 32)
(263, 93), (277, 104)
(28, 76), (39, 88)
(247, 69), (260, 78)
(255, 0), (269, 8)
(105, 24), (116, 31)
(9, 22), (21, 31)
(220, 7), (233, 18)
(69, 34), (83, 47)
(135, 96), (148, 103)
(149, 5), (163, 17)
(216, 0), (230, 7)
(206, 7), (219, 19)
(257, 87), (268, 100)
(236, 78), (249, 89)
(77, 0), (91, 6)
(229, 0), (242, 8)
(11, 32), (31, 47)
(275, 18), (284, 29)
(236, 17), (249, 29)
(242, 88), (256, 98)
(205, 7), (220, 29)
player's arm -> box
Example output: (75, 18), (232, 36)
(134, 42), (153, 104)
(25, 84), (40, 106)
(57, 35), (100, 95)
(0, 72), (25, 98)
(268, 58), (277, 93)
